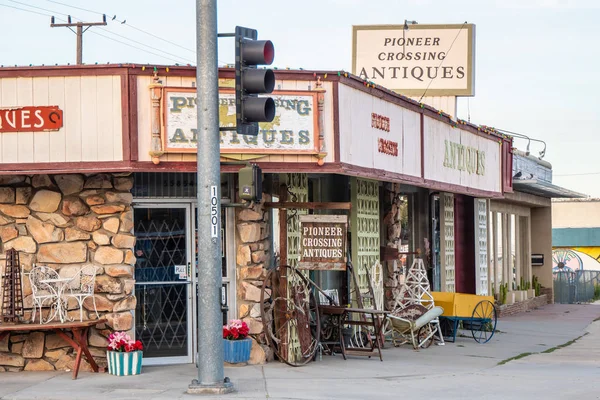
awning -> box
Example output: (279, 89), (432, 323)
(512, 179), (587, 199)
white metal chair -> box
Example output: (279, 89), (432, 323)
(64, 265), (99, 322)
(387, 258), (445, 348)
(28, 266), (61, 324)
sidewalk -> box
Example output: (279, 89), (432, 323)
(1, 303), (599, 400)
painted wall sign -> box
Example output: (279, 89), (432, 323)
(443, 139), (485, 175)
(298, 215), (348, 270)
(371, 113), (390, 132)
(338, 84), (421, 177)
(163, 88), (319, 154)
(0, 106), (63, 133)
(423, 116), (501, 194)
(352, 24), (476, 96)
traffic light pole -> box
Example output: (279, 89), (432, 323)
(187, 0), (233, 395)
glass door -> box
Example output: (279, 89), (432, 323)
(134, 205), (194, 365)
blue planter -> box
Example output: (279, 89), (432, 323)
(106, 351), (143, 376)
(223, 338), (252, 363)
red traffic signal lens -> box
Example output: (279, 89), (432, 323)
(263, 41), (274, 65)
(242, 39), (275, 66)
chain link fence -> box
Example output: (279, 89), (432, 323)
(553, 269), (600, 304)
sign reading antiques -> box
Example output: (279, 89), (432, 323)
(163, 88), (319, 154)
(352, 24), (476, 96)
(0, 106), (63, 133)
(299, 215), (347, 270)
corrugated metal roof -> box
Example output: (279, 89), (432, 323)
(513, 179), (587, 199)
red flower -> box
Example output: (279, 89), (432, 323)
(229, 327), (239, 339)
(223, 326), (230, 339)
(133, 340), (144, 351)
(239, 322), (249, 337)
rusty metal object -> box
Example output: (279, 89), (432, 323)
(260, 265), (320, 367)
(1, 249), (24, 323)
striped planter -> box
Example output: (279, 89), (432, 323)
(106, 351), (143, 376)
(223, 338), (252, 364)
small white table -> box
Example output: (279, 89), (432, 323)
(39, 277), (72, 323)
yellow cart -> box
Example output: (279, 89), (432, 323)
(431, 292), (497, 344)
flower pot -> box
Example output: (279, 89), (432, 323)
(106, 350), (143, 376)
(223, 338), (252, 364)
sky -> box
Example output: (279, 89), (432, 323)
(0, 0), (599, 196)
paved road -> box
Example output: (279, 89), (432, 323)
(1, 303), (599, 400)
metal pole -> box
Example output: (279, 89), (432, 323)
(76, 24), (83, 65)
(188, 0), (233, 394)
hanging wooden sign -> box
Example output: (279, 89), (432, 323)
(298, 215), (348, 270)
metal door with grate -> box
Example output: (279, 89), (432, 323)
(134, 205), (193, 364)
(475, 199), (489, 295)
(441, 193), (455, 293)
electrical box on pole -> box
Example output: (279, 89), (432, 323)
(238, 164), (263, 202)
(235, 26), (276, 136)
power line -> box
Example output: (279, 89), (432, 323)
(7, 0), (68, 16)
(554, 172), (600, 177)
(418, 21), (467, 102)
(86, 30), (191, 65)
(40, 0), (231, 65)
(42, 0), (196, 54)
(0, 2), (51, 17)
(2, 2), (194, 65)
(95, 27), (195, 64)
(44, 0), (103, 15)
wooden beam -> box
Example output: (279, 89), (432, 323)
(264, 202), (351, 210)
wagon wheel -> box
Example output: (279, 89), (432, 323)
(471, 300), (497, 344)
(417, 324), (434, 349)
(260, 265), (320, 367)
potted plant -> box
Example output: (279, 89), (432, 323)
(223, 319), (252, 364)
(106, 331), (144, 376)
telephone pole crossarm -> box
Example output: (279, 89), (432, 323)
(50, 15), (107, 65)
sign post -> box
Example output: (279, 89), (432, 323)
(187, 0), (233, 395)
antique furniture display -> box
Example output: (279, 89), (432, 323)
(431, 291), (497, 344)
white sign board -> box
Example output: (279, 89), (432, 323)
(337, 83), (421, 178)
(423, 116), (501, 194)
(352, 24), (475, 96)
(163, 88), (318, 154)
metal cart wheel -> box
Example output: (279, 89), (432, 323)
(417, 324), (434, 349)
(471, 300), (497, 344)
(260, 265), (320, 367)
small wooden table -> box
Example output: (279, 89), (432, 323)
(319, 305), (389, 361)
(0, 319), (106, 379)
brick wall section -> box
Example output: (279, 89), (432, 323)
(497, 295), (549, 318)
(540, 287), (553, 304)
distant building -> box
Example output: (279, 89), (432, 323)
(553, 198), (600, 271)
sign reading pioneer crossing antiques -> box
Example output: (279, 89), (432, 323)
(163, 88), (319, 154)
(299, 215), (347, 270)
(352, 24), (475, 96)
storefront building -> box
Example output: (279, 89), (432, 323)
(0, 64), (513, 370)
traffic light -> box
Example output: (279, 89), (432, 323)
(235, 26), (276, 136)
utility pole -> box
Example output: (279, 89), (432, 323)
(187, 0), (233, 395)
(50, 15), (107, 65)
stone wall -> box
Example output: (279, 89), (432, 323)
(235, 193), (272, 365)
(497, 295), (549, 318)
(0, 173), (135, 372)
(382, 183), (404, 311)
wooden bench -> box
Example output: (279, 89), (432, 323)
(0, 319), (107, 379)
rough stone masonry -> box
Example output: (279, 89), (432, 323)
(0, 173), (135, 372)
